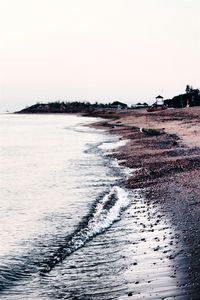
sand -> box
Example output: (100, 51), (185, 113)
(89, 107), (200, 299)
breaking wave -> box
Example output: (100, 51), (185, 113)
(0, 187), (130, 292)
(40, 186), (130, 273)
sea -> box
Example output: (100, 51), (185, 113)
(0, 114), (179, 300)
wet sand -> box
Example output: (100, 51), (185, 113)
(89, 107), (200, 299)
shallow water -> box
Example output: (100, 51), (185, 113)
(0, 114), (181, 299)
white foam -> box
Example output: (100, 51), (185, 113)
(88, 186), (130, 235)
(69, 187), (130, 247)
(111, 158), (133, 179)
(98, 139), (129, 151)
(42, 186), (130, 272)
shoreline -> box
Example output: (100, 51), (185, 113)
(89, 107), (200, 298)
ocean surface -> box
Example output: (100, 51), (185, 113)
(0, 114), (179, 299)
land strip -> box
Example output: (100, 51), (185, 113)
(89, 107), (200, 298)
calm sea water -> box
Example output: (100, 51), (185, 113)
(0, 114), (131, 299)
(0, 114), (179, 299)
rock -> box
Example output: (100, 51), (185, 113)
(154, 246), (160, 251)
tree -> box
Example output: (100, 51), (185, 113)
(186, 85), (190, 93)
(186, 85), (193, 94)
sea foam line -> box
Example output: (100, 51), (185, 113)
(40, 186), (130, 273)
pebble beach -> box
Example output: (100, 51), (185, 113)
(90, 107), (200, 299)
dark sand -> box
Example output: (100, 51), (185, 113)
(89, 107), (200, 299)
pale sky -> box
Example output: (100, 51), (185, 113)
(0, 0), (200, 112)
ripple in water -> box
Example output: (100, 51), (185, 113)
(40, 186), (130, 273)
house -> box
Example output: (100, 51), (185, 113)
(110, 101), (128, 109)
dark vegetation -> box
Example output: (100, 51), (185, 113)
(17, 85), (200, 113)
(17, 101), (128, 114)
(164, 85), (200, 108)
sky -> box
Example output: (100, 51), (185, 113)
(0, 0), (200, 112)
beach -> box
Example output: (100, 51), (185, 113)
(1, 110), (200, 299)
(90, 107), (200, 299)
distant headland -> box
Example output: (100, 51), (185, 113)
(16, 85), (200, 114)
(16, 101), (128, 114)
